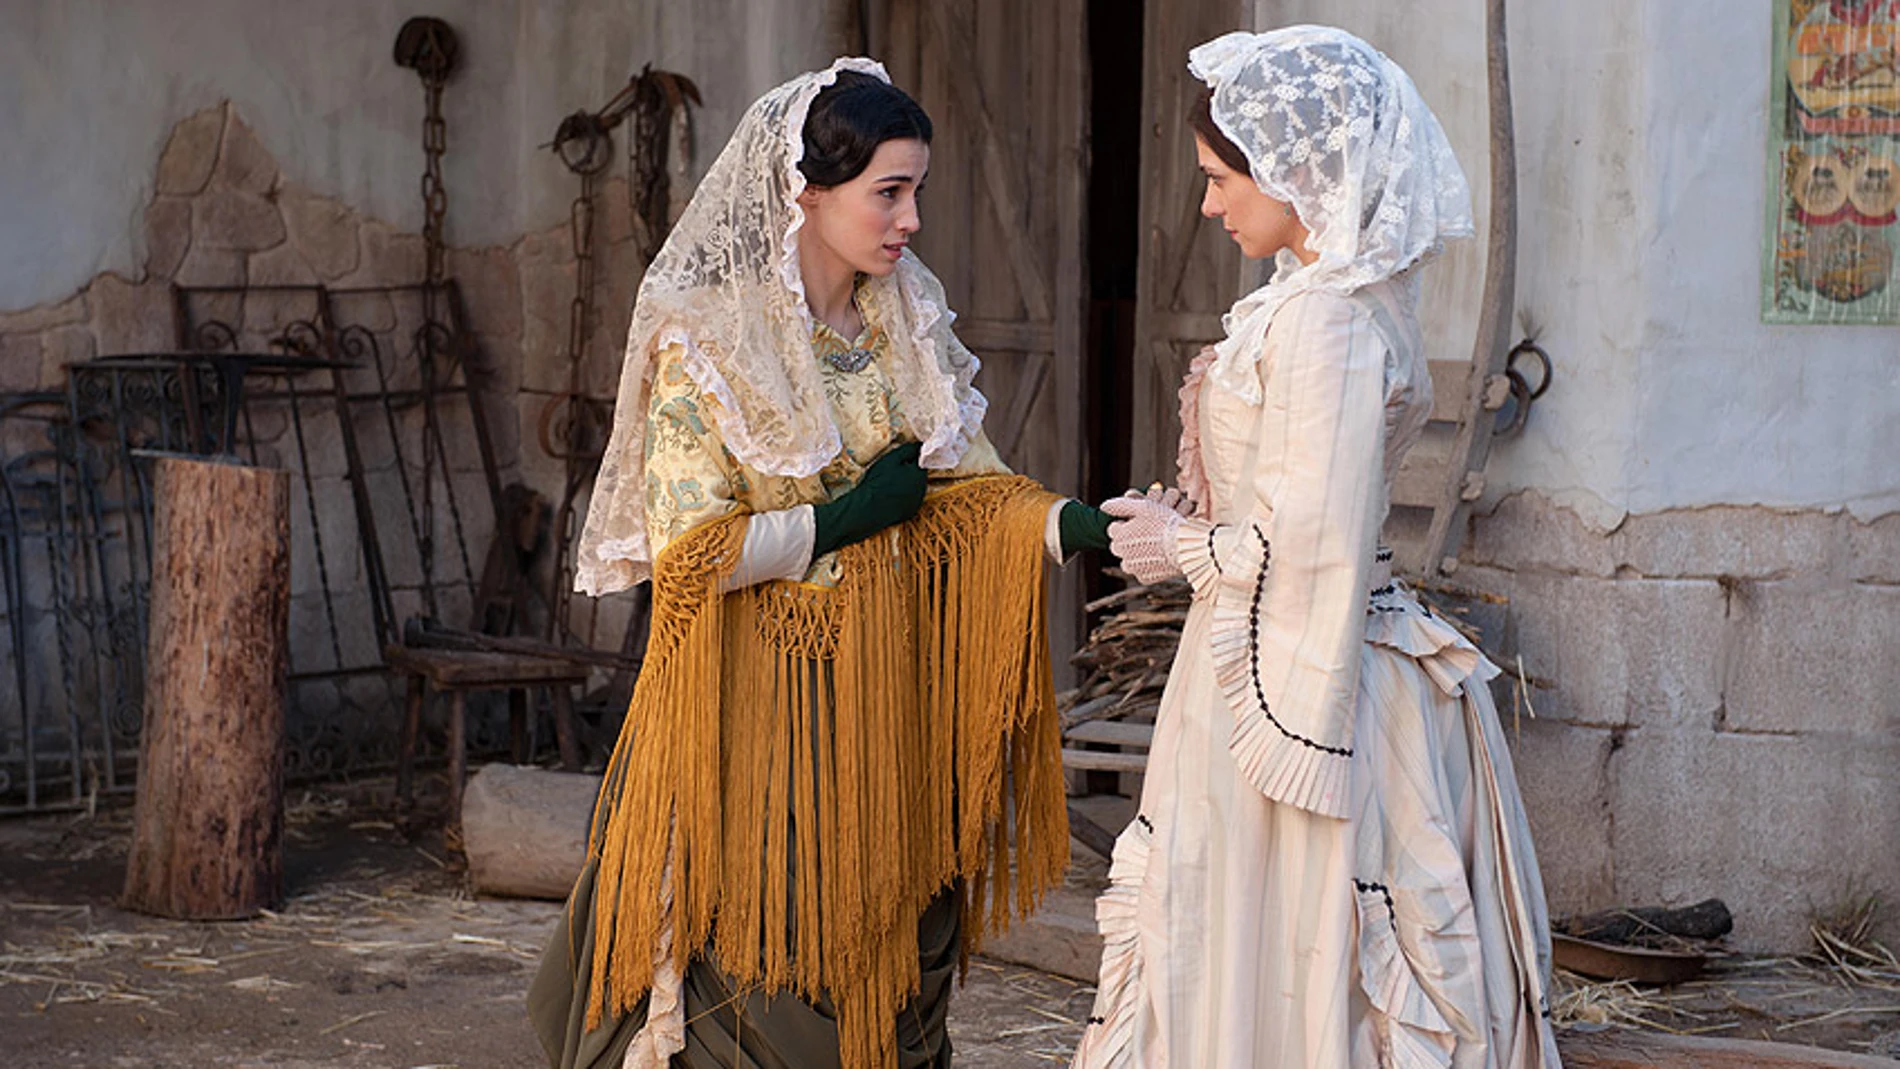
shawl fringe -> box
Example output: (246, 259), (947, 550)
(576, 475), (1068, 1069)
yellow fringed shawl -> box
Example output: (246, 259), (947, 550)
(579, 474), (1069, 1069)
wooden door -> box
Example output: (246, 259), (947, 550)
(874, 0), (1090, 667)
(1128, 0), (1251, 488)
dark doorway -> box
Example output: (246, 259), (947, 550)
(1085, 0), (1144, 600)
(1080, 0), (1146, 793)
(1085, 0), (1143, 508)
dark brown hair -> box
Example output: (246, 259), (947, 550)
(1189, 87), (1252, 176)
(799, 71), (933, 188)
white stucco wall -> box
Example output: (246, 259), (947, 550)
(0, 0), (844, 314)
(1632, 2), (1899, 524)
(1254, 0), (1899, 526)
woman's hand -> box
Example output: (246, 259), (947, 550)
(1100, 488), (1189, 584)
(810, 441), (928, 556)
(1139, 483), (1196, 517)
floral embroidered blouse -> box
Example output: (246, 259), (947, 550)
(643, 308), (1012, 584)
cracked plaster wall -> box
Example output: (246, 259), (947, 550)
(1459, 491), (1899, 952)
(0, 1), (846, 314)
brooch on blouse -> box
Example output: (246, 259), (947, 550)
(824, 347), (876, 373)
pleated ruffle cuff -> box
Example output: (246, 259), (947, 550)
(1071, 816), (1153, 1069)
(1354, 882), (1457, 1069)
(1364, 587), (1501, 698)
(1172, 518), (1222, 598)
(1208, 526), (1353, 819)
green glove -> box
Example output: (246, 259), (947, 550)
(811, 441), (928, 557)
(1058, 499), (1114, 555)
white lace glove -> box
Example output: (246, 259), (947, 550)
(1143, 485), (1196, 518)
(1101, 494), (1186, 584)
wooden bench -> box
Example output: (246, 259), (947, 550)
(386, 645), (587, 825)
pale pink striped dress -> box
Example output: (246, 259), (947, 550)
(1072, 280), (1562, 1069)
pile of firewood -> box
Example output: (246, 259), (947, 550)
(1059, 578), (1191, 729)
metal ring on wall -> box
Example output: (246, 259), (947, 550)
(1494, 339), (1553, 437)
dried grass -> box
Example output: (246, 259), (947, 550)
(1549, 940), (1900, 1050)
(1550, 969), (1710, 1033)
(1808, 892), (1900, 991)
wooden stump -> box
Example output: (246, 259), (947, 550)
(460, 764), (600, 899)
(122, 457), (290, 920)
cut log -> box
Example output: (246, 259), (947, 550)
(122, 456), (290, 920)
(1559, 1028), (1899, 1068)
(460, 764), (600, 899)
(1559, 898), (1734, 944)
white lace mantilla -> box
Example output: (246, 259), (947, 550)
(575, 58), (988, 595)
(1188, 27), (1474, 404)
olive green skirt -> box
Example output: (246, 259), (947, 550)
(529, 858), (958, 1069)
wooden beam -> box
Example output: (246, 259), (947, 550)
(956, 317), (1055, 353)
(1060, 749), (1151, 772)
(1559, 1029), (1900, 1069)
(1067, 802), (1120, 860)
(1128, 0), (1248, 484)
(1050, 0), (1089, 683)
(1390, 432), (1456, 510)
(1064, 720), (1156, 748)
(995, 353), (1051, 459)
(1427, 359), (1473, 422)
(1422, 0), (1518, 576)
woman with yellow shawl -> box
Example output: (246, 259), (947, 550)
(529, 59), (1110, 1069)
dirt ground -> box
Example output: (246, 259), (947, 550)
(2, 777), (1896, 1067)
(0, 779), (1094, 1068)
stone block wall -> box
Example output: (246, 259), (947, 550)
(1460, 490), (1900, 952)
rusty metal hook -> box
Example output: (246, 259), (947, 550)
(394, 17), (459, 84)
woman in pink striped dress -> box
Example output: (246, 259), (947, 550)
(1073, 26), (1562, 1069)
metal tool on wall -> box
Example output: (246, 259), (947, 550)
(540, 67), (699, 649)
